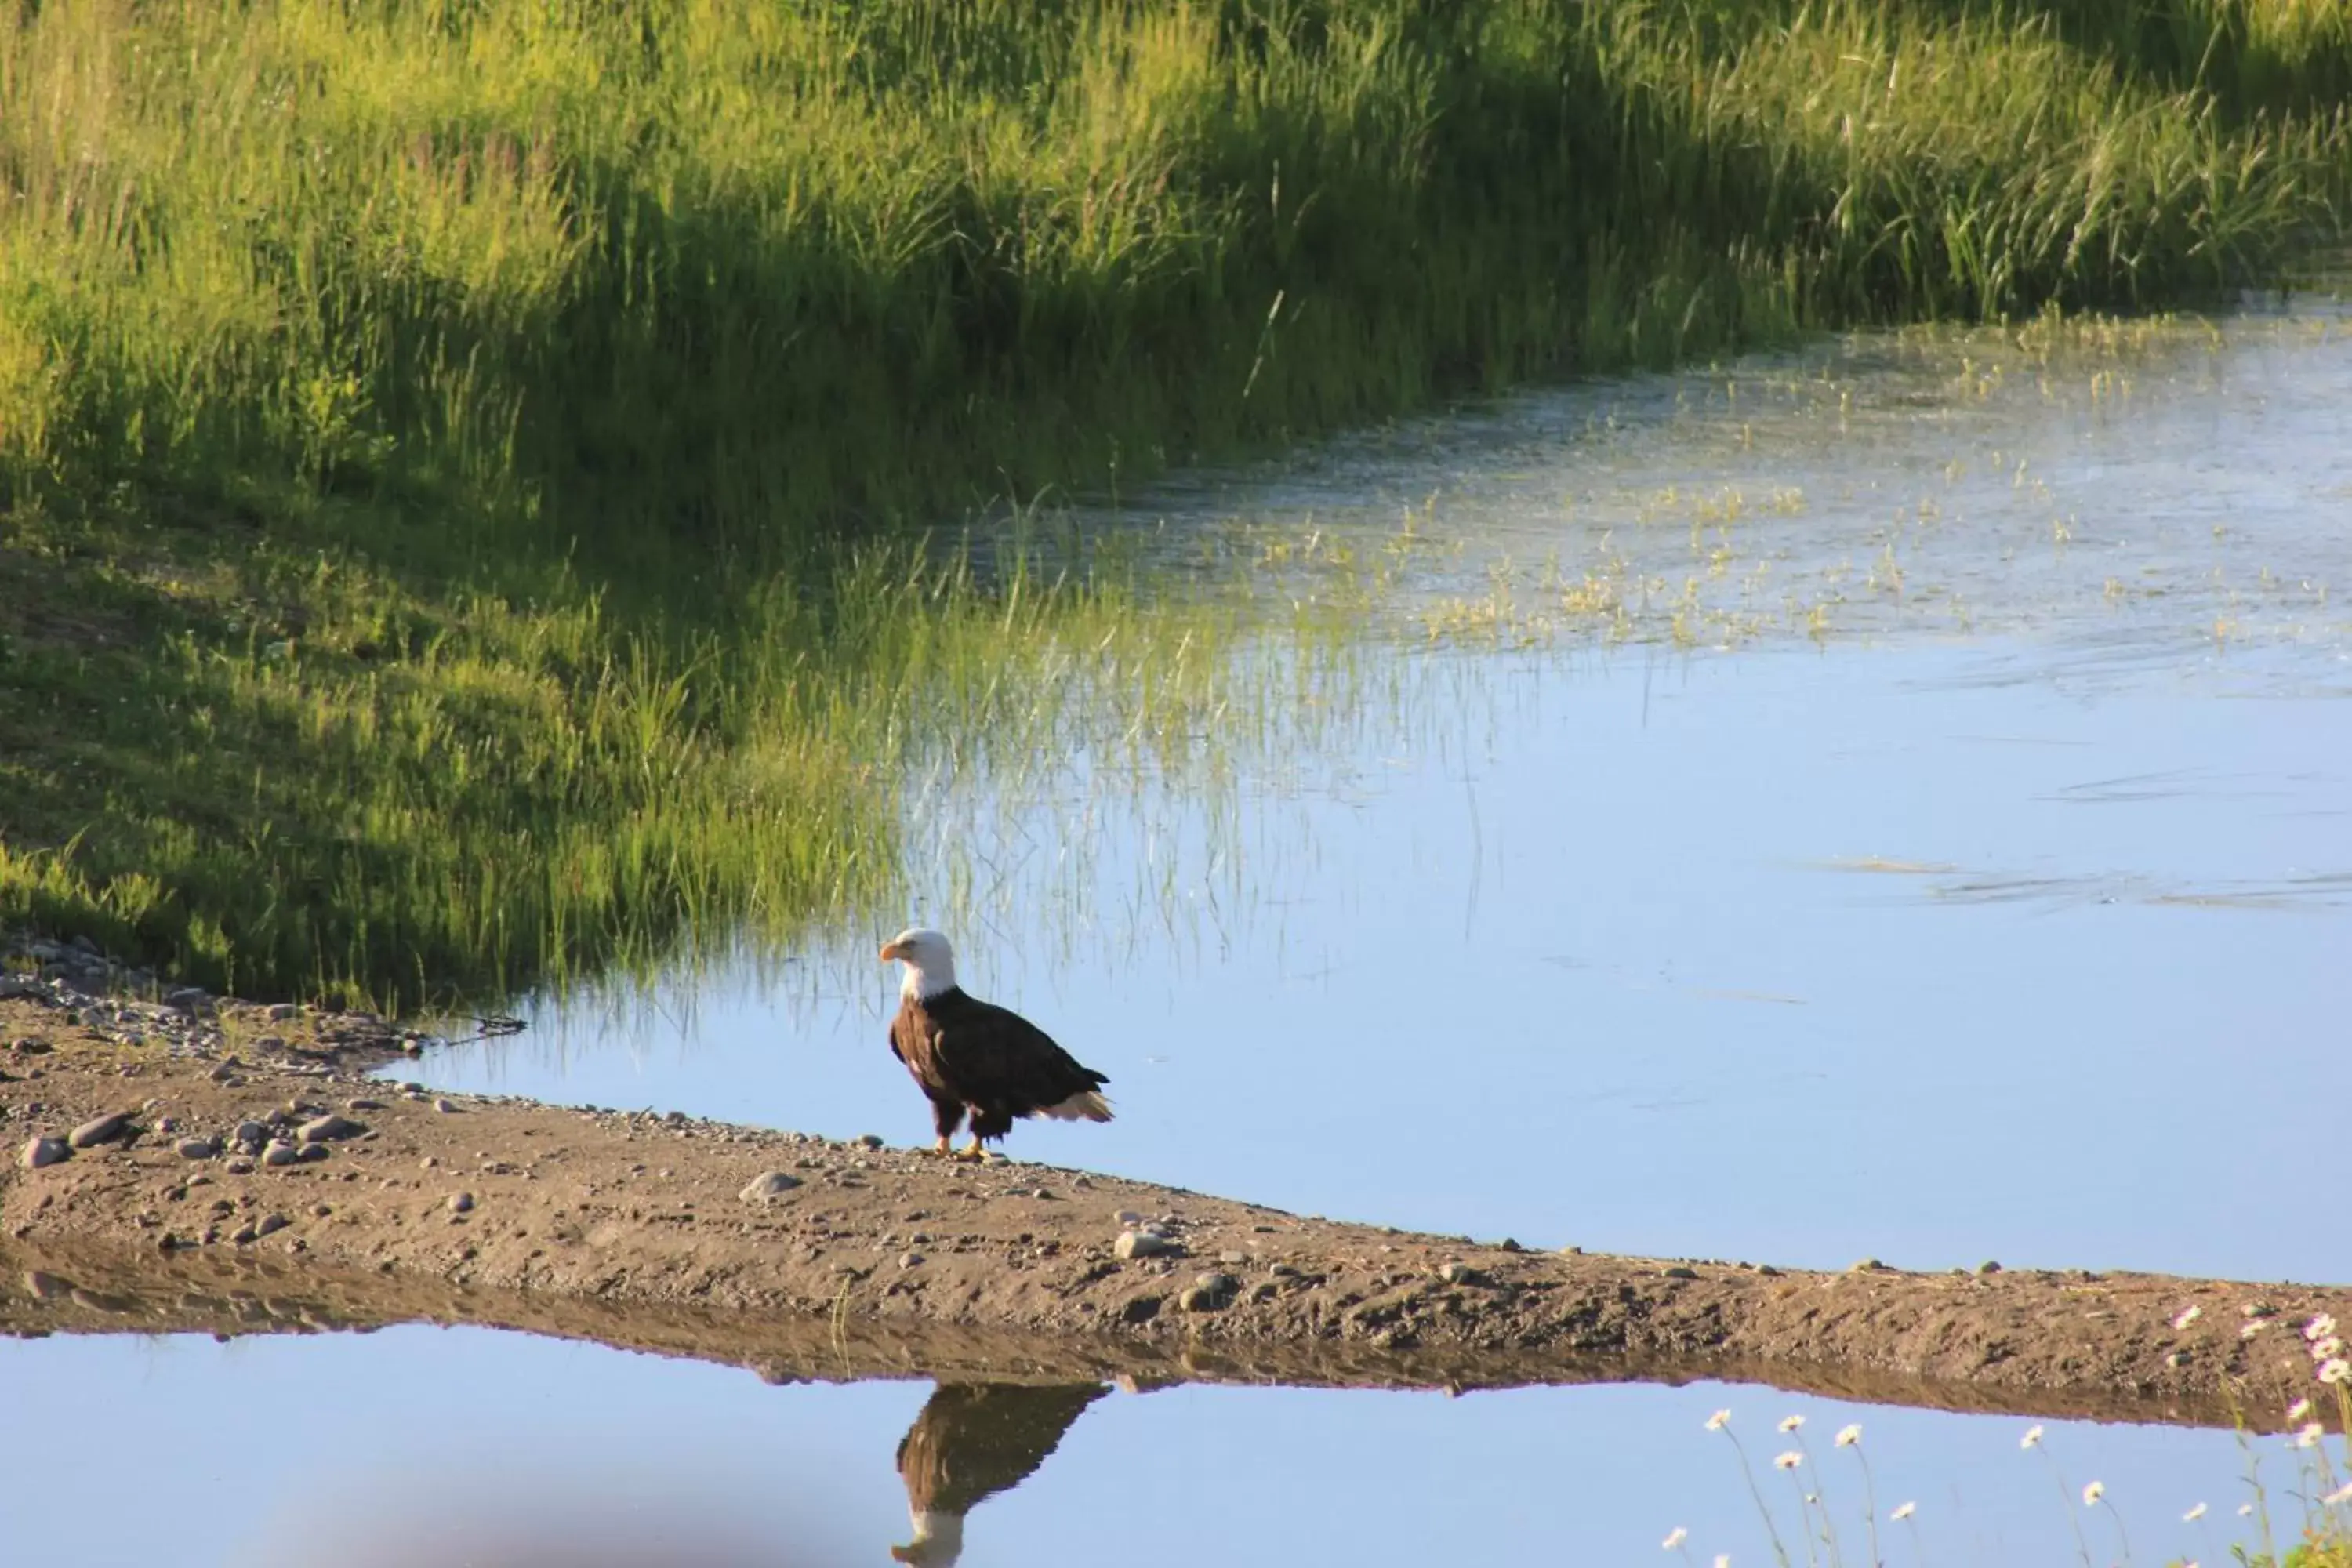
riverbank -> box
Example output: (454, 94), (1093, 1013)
(8, 0), (2352, 1012)
(5, 982), (2344, 1430)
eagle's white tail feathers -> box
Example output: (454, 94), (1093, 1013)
(1040, 1090), (1114, 1123)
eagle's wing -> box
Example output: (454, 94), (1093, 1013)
(935, 996), (1107, 1105)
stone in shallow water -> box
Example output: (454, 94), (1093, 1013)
(67, 1112), (131, 1149)
(739, 1171), (803, 1204)
(20, 1136), (69, 1170)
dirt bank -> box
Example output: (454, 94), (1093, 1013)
(3, 989), (2344, 1429)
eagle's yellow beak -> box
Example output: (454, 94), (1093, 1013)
(879, 940), (906, 963)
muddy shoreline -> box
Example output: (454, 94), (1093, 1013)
(3, 987), (2345, 1430)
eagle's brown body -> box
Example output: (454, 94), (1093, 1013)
(888, 984), (1112, 1154)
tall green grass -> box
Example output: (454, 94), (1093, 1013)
(2, 0), (2347, 1009)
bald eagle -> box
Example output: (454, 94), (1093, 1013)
(889, 1381), (1109, 1565)
(880, 927), (1112, 1160)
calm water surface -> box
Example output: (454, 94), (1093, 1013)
(0, 1320), (2314, 1567)
(9, 307), (2348, 1565)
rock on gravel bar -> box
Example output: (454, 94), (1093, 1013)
(297, 1114), (365, 1143)
(19, 1137), (70, 1171)
(739, 1172), (803, 1203)
(67, 1113), (131, 1149)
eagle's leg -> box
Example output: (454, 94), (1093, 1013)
(953, 1136), (987, 1163)
(926, 1094), (965, 1158)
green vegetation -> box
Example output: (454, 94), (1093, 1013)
(2, 0), (2348, 1010)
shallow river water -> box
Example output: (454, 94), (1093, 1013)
(8, 305), (2350, 1564)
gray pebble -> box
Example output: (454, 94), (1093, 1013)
(434, 1098), (459, 1114)
(739, 1171), (804, 1203)
(296, 1114), (365, 1142)
(448, 1192), (474, 1214)
(1439, 1261), (1490, 1287)
(254, 1214), (289, 1239)
(174, 1138), (218, 1160)
(233, 1120), (270, 1146)
(909, 1232), (933, 1244)
(1849, 1257), (1886, 1272)
(1661, 1265), (1700, 1280)
(1218, 1250), (1248, 1265)
(297, 1142), (330, 1163)
(266, 1004), (298, 1022)
(1977, 1260), (2003, 1275)
(898, 1252), (925, 1269)
(230, 1222), (258, 1245)
(20, 1136), (70, 1171)
(857, 1134), (884, 1150)
(225, 1158), (255, 1174)
(1114, 1231), (1175, 1260)
(67, 1112), (131, 1149)
(260, 1140), (302, 1167)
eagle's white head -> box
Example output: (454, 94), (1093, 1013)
(880, 927), (958, 1000)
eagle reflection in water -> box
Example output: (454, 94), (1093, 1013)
(889, 1381), (1111, 1566)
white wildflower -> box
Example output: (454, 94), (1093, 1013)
(1714, 1557), (1731, 1568)
(1663, 1527), (1688, 1551)
(2183, 1503), (2207, 1522)
(2172, 1305), (2202, 1330)
(2312, 1336), (2344, 1361)
(1836, 1424), (1863, 1448)
(2021, 1424), (2045, 1450)
(2294, 1422), (2325, 1449)
(1779, 1414), (1806, 1432)
(2320, 1358), (2349, 1385)
(1774, 1451), (1803, 1470)
(2289, 1398), (2314, 1421)
(2242, 1322), (2265, 1340)
(2324, 1483), (2352, 1508)
(1706, 1409), (1731, 1432)
(2083, 1481), (2105, 1507)
(2238, 1504), (2256, 1517)
(2308, 1314), (2339, 1342)
(1891, 1502), (1916, 1521)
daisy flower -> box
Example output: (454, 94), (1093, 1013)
(2020, 1425), (2045, 1450)
(1779, 1414), (1806, 1432)
(1891, 1502), (1916, 1521)
(1836, 1424), (1862, 1448)
(2083, 1481), (2105, 1507)
(2308, 1314), (2339, 1343)
(1663, 1527), (1688, 1551)
(2294, 1422), (2325, 1449)
(1706, 1410), (1731, 1432)
(2320, 1359), (2349, 1385)
(1774, 1451), (1803, 1471)
(2183, 1503), (2208, 1522)
(2172, 1305), (2202, 1330)
(2289, 1398), (2314, 1421)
